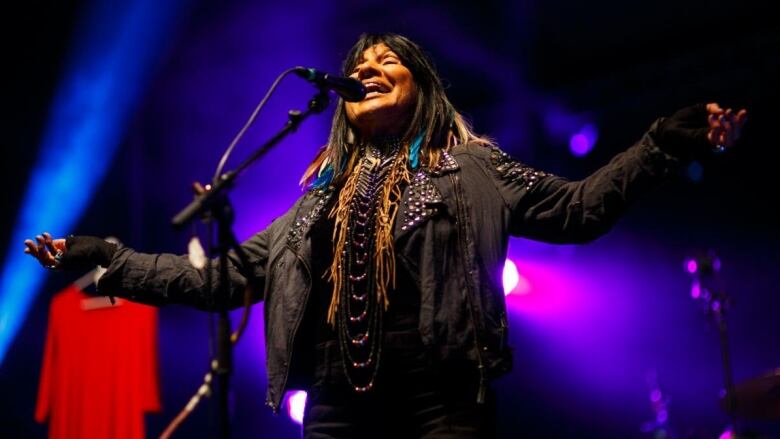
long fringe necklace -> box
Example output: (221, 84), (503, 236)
(328, 138), (409, 392)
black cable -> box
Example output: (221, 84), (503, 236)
(212, 67), (300, 182)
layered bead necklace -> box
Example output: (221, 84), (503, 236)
(333, 137), (404, 392)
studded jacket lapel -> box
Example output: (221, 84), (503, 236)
(395, 151), (459, 240)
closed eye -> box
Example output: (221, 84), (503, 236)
(381, 52), (401, 64)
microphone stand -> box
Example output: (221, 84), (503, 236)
(688, 254), (739, 435)
(709, 287), (738, 434)
(170, 88), (331, 438)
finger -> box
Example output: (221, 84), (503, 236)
(35, 235), (47, 254)
(723, 125), (735, 147)
(708, 114), (722, 129)
(37, 246), (56, 266)
(732, 112), (746, 142)
(35, 235), (55, 264)
(721, 114), (737, 146)
(43, 233), (58, 255)
(723, 108), (733, 123)
(720, 114), (733, 133)
(24, 239), (37, 251)
(735, 109), (748, 129)
(707, 102), (724, 115)
(708, 127), (724, 145)
(26, 238), (54, 266)
(52, 238), (67, 252)
(24, 240), (38, 257)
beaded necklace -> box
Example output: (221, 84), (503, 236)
(333, 137), (404, 392)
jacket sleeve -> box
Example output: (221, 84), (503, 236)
(97, 199), (300, 311)
(483, 120), (680, 243)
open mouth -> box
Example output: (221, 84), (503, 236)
(363, 81), (390, 96)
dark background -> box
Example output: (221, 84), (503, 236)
(1, 0), (778, 437)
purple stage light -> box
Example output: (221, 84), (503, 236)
(686, 259), (698, 274)
(685, 253), (722, 276)
(542, 104), (598, 157)
(569, 123), (598, 157)
(286, 390), (307, 425)
(711, 300), (721, 312)
(502, 260), (594, 321)
(691, 281), (701, 299)
(650, 389), (662, 403)
(712, 256), (722, 272)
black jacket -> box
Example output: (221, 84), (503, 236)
(98, 121), (678, 412)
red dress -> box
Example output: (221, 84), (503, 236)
(35, 285), (161, 439)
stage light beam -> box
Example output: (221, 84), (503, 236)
(0, 0), (187, 365)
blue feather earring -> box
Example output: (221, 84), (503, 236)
(408, 131), (425, 170)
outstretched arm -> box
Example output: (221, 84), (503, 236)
(24, 196), (301, 310)
(25, 231), (269, 311)
(484, 102), (746, 243)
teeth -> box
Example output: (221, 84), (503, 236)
(364, 82), (387, 93)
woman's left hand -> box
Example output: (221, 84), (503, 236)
(705, 103), (748, 150)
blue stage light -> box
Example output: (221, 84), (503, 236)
(0, 0), (187, 364)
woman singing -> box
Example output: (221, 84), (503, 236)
(25, 33), (746, 438)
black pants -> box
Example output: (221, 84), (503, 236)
(303, 332), (496, 439)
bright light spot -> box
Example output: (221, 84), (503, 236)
(514, 274), (531, 295)
(718, 429), (736, 439)
(569, 123), (598, 157)
(570, 134), (589, 156)
(503, 259), (532, 296)
(690, 281), (701, 299)
(650, 389), (662, 402)
(686, 259), (698, 274)
(503, 260), (519, 295)
(287, 390), (307, 425)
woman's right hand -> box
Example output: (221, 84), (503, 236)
(24, 232), (67, 269)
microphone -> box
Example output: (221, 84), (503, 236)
(294, 67), (366, 102)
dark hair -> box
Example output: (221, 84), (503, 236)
(301, 33), (490, 188)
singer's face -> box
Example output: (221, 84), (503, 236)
(345, 44), (416, 139)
